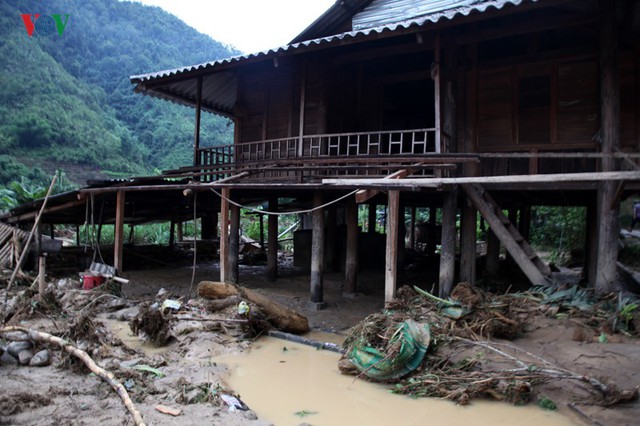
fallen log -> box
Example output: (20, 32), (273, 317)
(197, 281), (309, 334)
(0, 326), (145, 426)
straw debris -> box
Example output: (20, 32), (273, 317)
(340, 283), (639, 406)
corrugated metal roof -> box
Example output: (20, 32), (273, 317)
(354, 0), (514, 30)
(130, 0), (538, 115)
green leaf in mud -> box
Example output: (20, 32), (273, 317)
(132, 364), (166, 378)
(294, 410), (318, 417)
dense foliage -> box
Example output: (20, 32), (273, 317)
(0, 0), (237, 189)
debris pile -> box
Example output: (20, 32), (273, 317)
(340, 283), (639, 406)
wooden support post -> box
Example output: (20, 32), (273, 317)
(298, 62), (307, 157)
(49, 224), (54, 239)
(38, 255), (46, 301)
(460, 201), (477, 285)
(75, 224), (80, 246)
(486, 229), (500, 276)
(310, 192), (326, 309)
(325, 206), (337, 272)
(128, 225), (134, 244)
(220, 188), (230, 282)
(344, 197), (358, 295)
(229, 203), (240, 284)
(385, 190), (400, 306)
(368, 203), (376, 233)
(258, 214), (265, 249)
(267, 197), (278, 281)
(169, 220), (175, 247)
(433, 34), (442, 154)
(193, 76), (203, 167)
(176, 222), (183, 242)
(439, 187), (457, 297)
(596, 0), (622, 292)
(114, 191), (125, 274)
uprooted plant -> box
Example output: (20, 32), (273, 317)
(340, 283), (639, 406)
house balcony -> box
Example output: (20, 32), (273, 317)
(185, 127), (462, 183)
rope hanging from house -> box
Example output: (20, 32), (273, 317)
(209, 188), (359, 215)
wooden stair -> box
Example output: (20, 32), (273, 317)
(461, 183), (551, 287)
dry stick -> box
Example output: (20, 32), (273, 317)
(4, 174), (58, 302)
(454, 337), (613, 395)
(0, 326), (145, 426)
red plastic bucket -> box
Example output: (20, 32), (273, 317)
(82, 275), (105, 290)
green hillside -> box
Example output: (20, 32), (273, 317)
(0, 0), (237, 187)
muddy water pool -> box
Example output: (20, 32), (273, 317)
(216, 335), (579, 426)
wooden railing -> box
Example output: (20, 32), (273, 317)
(195, 128), (438, 181)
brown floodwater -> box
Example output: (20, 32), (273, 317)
(216, 335), (580, 426)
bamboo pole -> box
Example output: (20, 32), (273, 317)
(4, 174), (57, 302)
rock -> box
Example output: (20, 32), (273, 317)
(29, 349), (51, 367)
(76, 340), (90, 352)
(115, 306), (139, 321)
(243, 410), (258, 421)
(18, 349), (34, 365)
(0, 351), (18, 365)
(7, 341), (32, 357)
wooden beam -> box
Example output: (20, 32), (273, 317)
(7, 198), (87, 223)
(298, 62), (306, 157)
(323, 171), (640, 188)
(267, 197), (278, 281)
(433, 34), (442, 154)
(310, 192), (325, 308)
(344, 196), (358, 295)
(193, 76), (203, 167)
(596, 0), (622, 292)
(219, 188), (230, 282)
(385, 190), (400, 306)
(355, 164), (424, 203)
(114, 191), (125, 274)
(439, 187), (457, 297)
(462, 184), (548, 287)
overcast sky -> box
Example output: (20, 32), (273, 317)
(130, 0), (335, 54)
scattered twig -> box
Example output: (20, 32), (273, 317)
(0, 326), (146, 426)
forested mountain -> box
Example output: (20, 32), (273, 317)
(0, 0), (238, 186)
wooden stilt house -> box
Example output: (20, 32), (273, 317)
(4, 0), (640, 307)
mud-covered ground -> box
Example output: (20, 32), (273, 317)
(1, 256), (640, 426)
